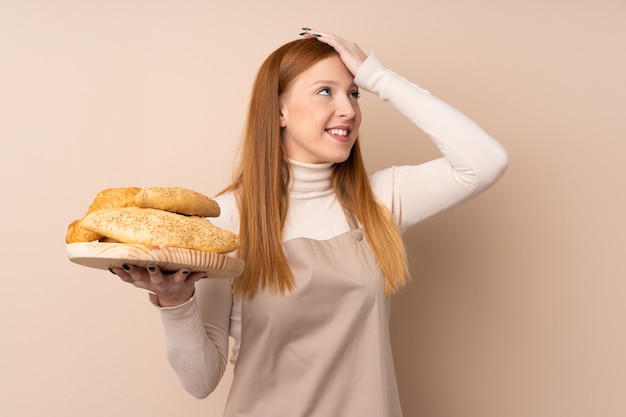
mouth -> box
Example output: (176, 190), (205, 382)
(325, 127), (351, 142)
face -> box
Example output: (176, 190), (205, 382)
(279, 55), (362, 164)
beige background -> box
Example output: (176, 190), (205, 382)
(1, 0), (624, 416)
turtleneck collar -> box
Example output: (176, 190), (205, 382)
(288, 159), (334, 198)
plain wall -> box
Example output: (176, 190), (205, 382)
(2, 0), (625, 416)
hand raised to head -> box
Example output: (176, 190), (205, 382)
(300, 29), (368, 76)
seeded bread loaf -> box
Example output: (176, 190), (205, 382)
(80, 206), (239, 254)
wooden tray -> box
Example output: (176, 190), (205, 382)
(67, 242), (244, 279)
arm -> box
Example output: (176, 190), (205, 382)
(110, 266), (232, 398)
(110, 263), (231, 398)
(302, 29), (508, 230)
(356, 53), (508, 231)
(156, 277), (232, 399)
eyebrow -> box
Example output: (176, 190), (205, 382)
(311, 79), (359, 89)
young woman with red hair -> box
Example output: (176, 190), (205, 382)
(111, 29), (508, 416)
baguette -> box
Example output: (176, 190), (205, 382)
(134, 187), (220, 217)
(80, 206), (239, 254)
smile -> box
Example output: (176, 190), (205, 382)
(327, 128), (349, 137)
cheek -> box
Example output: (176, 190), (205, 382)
(354, 108), (363, 129)
(285, 103), (312, 127)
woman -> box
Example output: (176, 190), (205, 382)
(111, 29), (508, 416)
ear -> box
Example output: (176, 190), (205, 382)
(279, 99), (287, 128)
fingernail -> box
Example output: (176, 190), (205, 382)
(147, 265), (156, 272)
(108, 267), (116, 275)
(122, 264), (131, 271)
(313, 33), (322, 37)
(299, 32), (306, 36)
(302, 27), (311, 30)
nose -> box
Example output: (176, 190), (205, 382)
(336, 96), (357, 119)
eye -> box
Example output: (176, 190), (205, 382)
(316, 87), (331, 96)
(349, 90), (361, 99)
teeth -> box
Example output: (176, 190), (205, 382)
(328, 129), (349, 136)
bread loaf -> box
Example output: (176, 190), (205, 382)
(80, 206), (239, 254)
(65, 219), (102, 243)
(65, 187), (140, 243)
(134, 187), (220, 217)
(88, 187), (141, 212)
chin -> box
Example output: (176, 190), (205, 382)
(324, 153), (351, 164)
(328, 147), (354, 164)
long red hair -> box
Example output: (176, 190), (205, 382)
(220, 38), (408, 298)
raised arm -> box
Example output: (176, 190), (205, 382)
(355, 53), (508, 230)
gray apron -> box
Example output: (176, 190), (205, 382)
(224, 226), (403, 417)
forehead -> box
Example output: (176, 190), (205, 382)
(289, 55), (355, 88)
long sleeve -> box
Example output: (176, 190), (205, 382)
(355, 53), (508, 232)
(156, 276), (232, 398)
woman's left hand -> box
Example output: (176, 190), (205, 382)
(300, 29), (368, 76)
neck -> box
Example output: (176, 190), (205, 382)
(288, 159), (334, 198)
